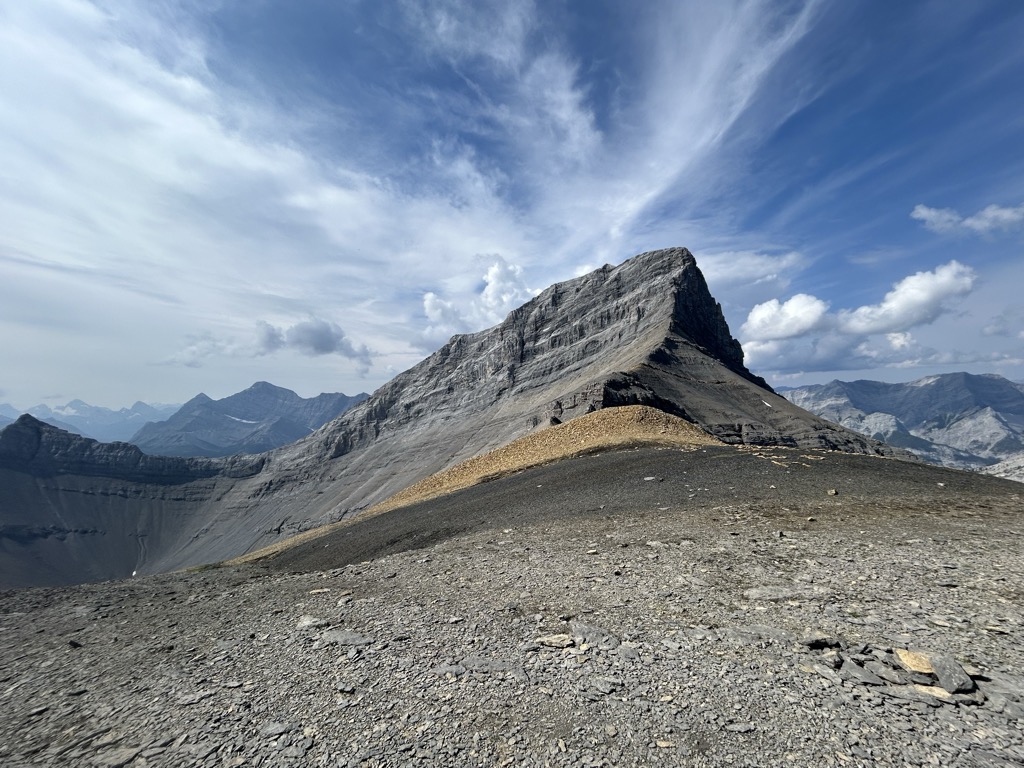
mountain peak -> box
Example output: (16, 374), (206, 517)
(246, 381), (290, 394)
(1, 247), (903, 585)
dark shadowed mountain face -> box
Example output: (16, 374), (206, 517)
(130, 382), (368, 457)
(783, 373), (1024, 471)
(0, 247), (907, 588)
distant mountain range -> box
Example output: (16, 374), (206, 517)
(0, 382), (368, 457)
(130, 382), (368, 457)
(782, 372), (1024, 479)
(0, 400), (180, 442)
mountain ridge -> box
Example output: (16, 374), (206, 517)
(129, 382), (368, 457)
(1, 247), (907, 587)
(782, 372), (1024, 474)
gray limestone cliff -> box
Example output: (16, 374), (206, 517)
(0, 248), (903, 588)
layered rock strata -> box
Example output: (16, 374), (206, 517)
(1, 248), (903, 586)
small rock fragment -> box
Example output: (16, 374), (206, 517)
(261, 722), (296, 738)
(296, 615), (329, 630)
(536, 634), (574, 649)
(589, 676), (624, 695)
(724, 723), (756, 733)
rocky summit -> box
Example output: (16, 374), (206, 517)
(2, 248), (899, 588)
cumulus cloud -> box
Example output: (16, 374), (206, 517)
(420, 255), (535, 345)
(478, 258), (534, 319)
(912, 203), (1024, 235)
(837, 261), (975, 334)
(740, 261), (978, 373)
(740, 294), (830, 341)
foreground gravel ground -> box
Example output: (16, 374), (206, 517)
(2, 446), (1022, 767)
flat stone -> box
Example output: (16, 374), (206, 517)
(97, 747), (142, 768)
(742, 586), (801, 601)
(878, 685), (942, 707)
(864, 660), (906, 685)
(724, 723), (756, 733)
(912, 684), (955, 703)
(462, 656), (527, 680)
(321, 630), (372, 646)
(430, 664), (467, 677)
(839, 661), (885, 686)
(804, 663), (842, 686)
(261, 722), (297, 738)
(894, 648), (934, 674)
(536, 633), (574, 648)
(296, 615), (330, 630)
(930, 654), (975, 694)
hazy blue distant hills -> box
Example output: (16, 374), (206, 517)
(0, 400), (180, 442)
(130, 381), (368, 457)
(782, 372), (1024, 476)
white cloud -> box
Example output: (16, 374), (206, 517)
(741, 261), (978, 373)
(963, 204), (1024, 234)
(402, 0), (533, 71)
(698, 250), (807, 314)
(886, 332), (913, 350)
(912, 202), (1024, 235)
(837, 261), (975, 334)
(478, 257), (534, 320)
(420, 255), (536, 345)
(741, 294), (830, 341)
(910, 205), (963, 234)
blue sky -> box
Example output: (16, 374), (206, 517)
(1, 0), (1023, 410)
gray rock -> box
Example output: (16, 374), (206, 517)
(96, 747), (142, 768)
(724, 723), (756, 733)
(569, 621), (621, 650)
(296, 615), (329, 630)
(321, 629), (372, 646)
(742, 585), (801, 601)
(431, 664), (467, 677)
(588, 676), (625, 695)
(838, 661), (885, 686)
(461, 656), (527, 680)
(930, 653), (976, 694)
(261, 722), (297, 738)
